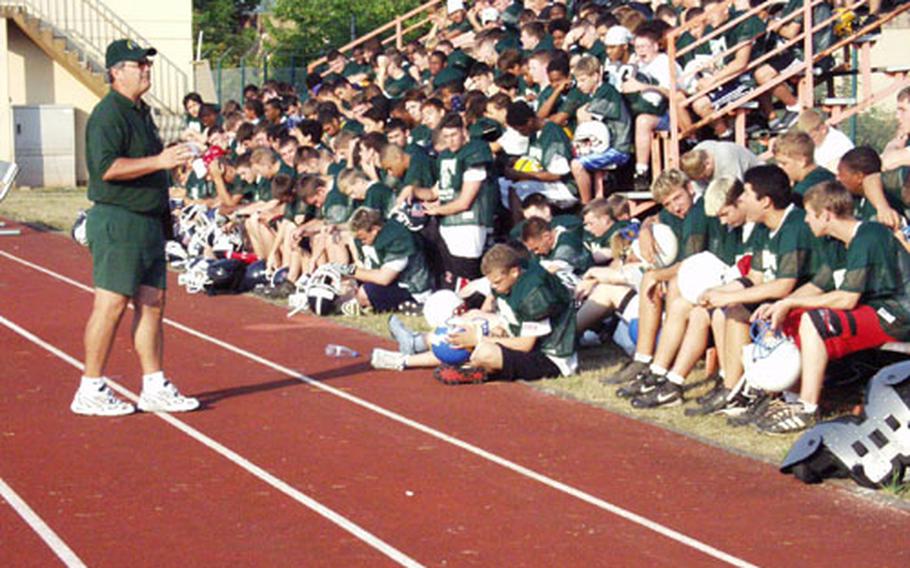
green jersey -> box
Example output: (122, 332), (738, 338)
(321, 188), (353, 225)
(587, 82), (633, 154)
(511, 214), (582, 241)
(792, 166), (835, 201)
(356, 218), (431, 295)
(750, 206), (832, 286)
(437, 139), (496, 227)
(184, 170), (214, 201)
(363, 182), (396, 218)
(542, 224), (594, 275)
(384, 73), (417, 98)
(494, 260), (577, 375)
(527, 122), (577, 196)
(584, 220), (632, 260)
(819, 222), (910, 339)
(403, 145), (437, 189)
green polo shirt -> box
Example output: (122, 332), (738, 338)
(86, 89), (168, 214)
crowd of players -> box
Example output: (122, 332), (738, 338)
(159, 0), (910, 435)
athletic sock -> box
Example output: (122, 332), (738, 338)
(666, 371), (686, 385)
(649, 364), (668, 376)
(143, 371), (166, 390)
(80, 376), (105, 391)
(799, 400), (818, 413)
(633, 352), (652, 364)
(786, 104), (801, 112)
(635, 163), (649, 175)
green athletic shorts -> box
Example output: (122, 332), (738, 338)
(86, 203), (167, 296)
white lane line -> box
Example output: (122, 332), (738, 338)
(0, 314), (422, 568)
(0, 477), (87, 568)
(0, 249), (758, 568)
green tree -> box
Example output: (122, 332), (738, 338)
(268, 0), (422, 65)
(193, 0), (259, 65)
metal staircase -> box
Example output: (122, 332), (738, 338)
(0, 0), (188, 138)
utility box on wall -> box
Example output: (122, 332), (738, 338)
(13, 105), (76, 187)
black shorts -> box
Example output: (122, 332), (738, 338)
(362, 282), (414, 312)
(495, 346), (562, 382)
(767, 51), (796, 73)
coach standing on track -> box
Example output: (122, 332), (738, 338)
(70, 39), (199, 416)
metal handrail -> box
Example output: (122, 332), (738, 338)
(663, 0), (908, 167)
(0, 0), (188, 116)
(307, 0), (442, 72)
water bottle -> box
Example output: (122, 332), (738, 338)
(325, 344), (359, 358)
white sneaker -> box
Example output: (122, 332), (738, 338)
(371, 348), (406, 371)
(70, 382), (135, 417)
(137, 379), (200, 413)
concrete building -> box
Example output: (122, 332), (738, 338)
(1, 0), (192, 185)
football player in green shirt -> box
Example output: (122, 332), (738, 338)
(773, 131), (835, 204)
(752, 181), (910, 434)
(371, 244), (578, 382)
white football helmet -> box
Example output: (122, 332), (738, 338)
(631, 223), (678, 269)
(178, 257), (213, 294)
(677, 251), (735, 304)
(573, 121), (611, 157)
(742, 320), (802, 392)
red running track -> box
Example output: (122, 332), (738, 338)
(1, 222), (909, 567)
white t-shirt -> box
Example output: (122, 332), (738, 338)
(815, 127), (854, 174)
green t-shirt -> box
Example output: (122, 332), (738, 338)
(676, 31), (711, 67)
(321, 188), (353, 225)
(384, 74), (417, 98)
(86, 90), (168, 214)
(356, 218), (431, 295)
(436, 139), (496, 227)
(854, 189), (905, 222)
(818, 222), (910, 339)
(780, 0), (834, 58)
(750, 206), (830, 286)
(363, 182), (395, 218)
(583, 219), (632, 259)
(681, 199), (728, 262)
(410, 125), (434, 150)
(494, 260), (577, 373)
(587, 82), (633, 154)
(707, 12), (766, 65)
(469, 117), (504, 143)
(658, 207), (686, 244)
(792, 166), (835, 199)
(403, 145), (437, 189)
(512, 214), (583, 241)
(526, 122), (577, 196)
(184, 170), (215, 201)
(230, 176), (257, 203)
(544, 224), (594, 274)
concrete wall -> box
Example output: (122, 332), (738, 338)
(105, 0), (194, 88)
(5, 20), (99, 184)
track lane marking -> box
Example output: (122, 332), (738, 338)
(0, 248), (757, 568)
(0, 313), (422, 568)
(0, 477), (87, 568)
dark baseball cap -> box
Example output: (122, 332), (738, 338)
(105, 39), (157, 68)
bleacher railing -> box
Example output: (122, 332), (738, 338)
(306, 0), (442, 73)
(1, 0), (188, 117)
(664, 0), (910, 168)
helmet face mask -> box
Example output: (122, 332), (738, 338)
(304, 265), (345, 316)
(743, 320), (802, 392)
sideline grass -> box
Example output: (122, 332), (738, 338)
(4, 187), (906, 496)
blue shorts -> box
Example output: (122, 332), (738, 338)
(707, 79), (753, 110)
(656, 113), (670, 131)
(362, 282), (414, 312)
(579, 148), (631, 171)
